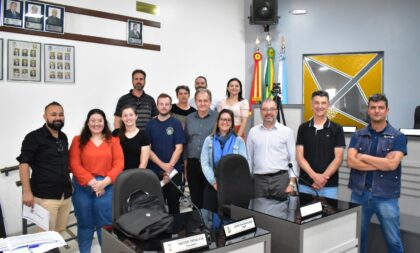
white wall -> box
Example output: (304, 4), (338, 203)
(0, 0), (245, 235)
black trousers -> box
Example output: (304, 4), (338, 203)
(186, 158), (207, 209)
(162, 172), (183, 214)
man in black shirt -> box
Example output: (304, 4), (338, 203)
(17, 102), (72, 232)
(296, 90), (345, 199)
(114, 69), (158, 130)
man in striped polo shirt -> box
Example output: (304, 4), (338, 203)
(114, 69), (158, 130)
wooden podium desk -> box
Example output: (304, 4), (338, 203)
(231, 193), (361, 253)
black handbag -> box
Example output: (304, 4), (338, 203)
(115, 189), (174, 240)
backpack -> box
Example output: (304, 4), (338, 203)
(115, 189), (174, 240)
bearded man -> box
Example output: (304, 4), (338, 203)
(114, 69), (157, 130)
(17, 101), (72, 232)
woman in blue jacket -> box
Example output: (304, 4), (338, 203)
(200, 109), (247, 228)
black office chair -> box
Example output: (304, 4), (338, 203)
(112, 169), (165, 226)
(414, 106), (420, 129)
(216, 154), (254, 218)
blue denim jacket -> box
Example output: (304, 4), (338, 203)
(348, 124), (405, 198)
(200, 135), (247, 185)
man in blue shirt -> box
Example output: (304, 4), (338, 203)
(347, 94), (407, 253)
(146, 93), (185, 214)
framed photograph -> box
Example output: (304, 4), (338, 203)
(0, 39), (3, 80)
(44, 44), (75, 83)
(303, 51), (384, 129)
(7, 39), (41, 82)
(2, 0), (24, 27)
(44, 5), (64, 34)
(127, 19), (143, 46)
(24, 1), (45, 31)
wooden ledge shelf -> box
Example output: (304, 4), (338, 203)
(0, 26), (161, 51)
(1, 0), (161, 51)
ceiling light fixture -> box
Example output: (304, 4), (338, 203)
(289, 10), (308, 15)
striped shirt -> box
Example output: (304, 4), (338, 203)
(114, 90), (158, 130)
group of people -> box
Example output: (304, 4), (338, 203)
(17, 68), (407, 253)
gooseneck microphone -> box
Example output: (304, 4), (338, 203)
(167, 176), (211, 237)
(288, 163), (319, 199)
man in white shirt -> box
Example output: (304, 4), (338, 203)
(247, 99), (299, 197)
(188, 76), (218, 110)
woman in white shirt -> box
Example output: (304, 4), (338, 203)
(217, 78), (249, 138)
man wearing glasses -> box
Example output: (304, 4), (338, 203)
(347, 94), (407, 253)
(247, 99), (299, 197)
(17, 102), (72, 232)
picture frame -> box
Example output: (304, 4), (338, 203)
(44, 4), (64, 34)
(0, 39), (3, 80)
(2, 0), (24, 28)
(302, 51), (384, 129)
(24, 1), (45, 31)
(44, 44), (75, 83)
(127, 19), (143, 46)
(7, 39), (42, 82)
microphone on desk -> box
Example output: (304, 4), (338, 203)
(288, 163), (320, 199)
(288, 163), (323, 218)
(166, 173), (211, 238)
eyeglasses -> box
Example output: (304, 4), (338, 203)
(219, 118), (232, 122)
(56, 139), (64, 153)
(261, 108), (277, 113)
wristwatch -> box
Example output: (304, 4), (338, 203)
(289, 182), (297, 191)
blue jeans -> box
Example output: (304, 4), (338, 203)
(298, 184), (338, 199)
(351, 190), (403, 253)
(72, 177), (113, 253)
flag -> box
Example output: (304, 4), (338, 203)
(278, 51), (288, 104)
(264, 47), (275, 100)
(249, 51), (263, 113)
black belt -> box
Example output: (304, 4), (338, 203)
(256, 170), (287, 177)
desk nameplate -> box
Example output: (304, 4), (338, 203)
(300, 201), (322, 218)
(162, 233), (208, 253)
(223, 217), (256, 238)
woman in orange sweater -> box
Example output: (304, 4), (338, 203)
(69, 109), (124, 253)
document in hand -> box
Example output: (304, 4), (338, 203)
(160, 169), (179, 187)
(22, 204), (50, 231)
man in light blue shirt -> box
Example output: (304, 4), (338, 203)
(247, 99), (299, 197)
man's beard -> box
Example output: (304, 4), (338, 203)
(47, 120), (64, 131)
(134, 83), (144, 91)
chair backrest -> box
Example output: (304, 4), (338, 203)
(112, 169), (164, 224)
(216, 154), (254, 217)
(414, 106), (420, 129)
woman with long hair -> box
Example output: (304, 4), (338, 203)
(217, 78), (249, 138)
(69, 109), (124, 253)
(113, 105), (150, 169)
(200, 109), (247, 228)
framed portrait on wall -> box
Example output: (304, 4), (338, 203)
(7, 39), (41, 82)
(24, 1), (45, 31)
(2, 0), (24, 28)
(302, 51), (384, 130)
(44, 44), (75, 83)
(44, 5), (64, 34)
(127, 19), (143, 46)
(0, 39), (3, 80)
